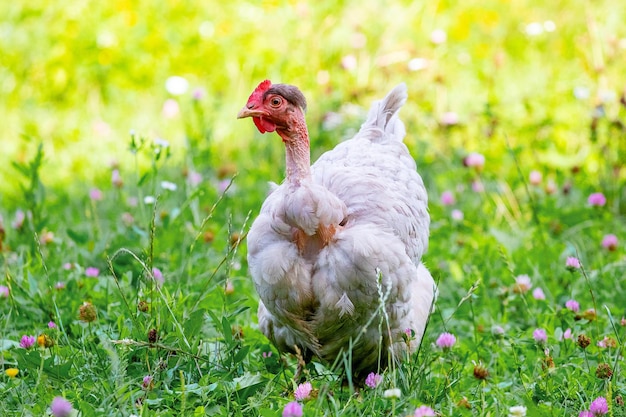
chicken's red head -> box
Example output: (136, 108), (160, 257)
(238, 80), (307, 134)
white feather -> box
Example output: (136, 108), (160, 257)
(335, 292), (355, 317)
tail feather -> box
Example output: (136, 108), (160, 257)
(359, 83), (407, 141)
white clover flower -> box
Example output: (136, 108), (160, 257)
(154, 138), (170, 148)
(165, 76), (189, 95)
(509, 405), (527, 416)
(322, 112), (343, 131)
(543, 20), (556, 32)
(160, 181), (177, 191)
(162, 99), (180, 118)
(341, 54), (357, 71)
(573, 86), (590, 100)
(525, 22), (543, 36)
(598, 89), (617, 103)
(430, 29), (447, 44)
(198, 21), (215, 39)
(492, 325), (505, 336)
(383, 388), (401, 399)
(97, 31), (117, 48)
(451, 209), (464, 222)
(316, 70), (330, 85)
(144, 196), (156, 204)
(408, 58), (429, 72)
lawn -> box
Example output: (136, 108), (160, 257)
(1, 1), (625, 416)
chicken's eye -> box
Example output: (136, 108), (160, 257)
(270, 97), (282, 107)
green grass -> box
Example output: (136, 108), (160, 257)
(1, 1), (626, 416)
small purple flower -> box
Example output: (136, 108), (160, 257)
(142, 375), (153, 390)
(152, 267), (164, 285)
(414, 405), (436, 417)
(471, 180), (484, 193)
(579, 412), (593, 417)
(93, 120), (111, 137)
(601, 234), (618, 251)
(589, 397), (608, 415)
(12, 210), (25, 229)
(566, 257), (581, 271)
(188, 171), (203, 187)
(40, 231), (55, 245)
(451, 209), (464, 221)
(111, 169), (123, 188)
(436, 332), (456, 349)
(0, 285), (9, 298)
(440, 111), (458, 126)
(294, 381), (312, 401)
(492, 325), (505, 336)
(529, 170), (542, 185)
(162, 98), (180, 118)
(464, 152), (485, 169)
(20, 335), (36, 349)
(121, 212), (134, 227)
(513, 274), (532, 293)
(192, 88), (206, 101)
(430, 28), (447, 45)
(563, 328), (572, 340)
(588, 192), (606, 207)
(50, 396), (73, 417)
(48, 321), (57, 329)
(89, 188), (103, 201)
(224, 279), (235, 293)
(55, 282), (66, 290)
(565, 299), (580, 313)
(533, 328), (547, 343)
(532, 287), (546, 300)
(440, 191), (455, 206)
(365, 372), (383, 388)
(85, 267), (100, 278)
(596, 336), (616, 348)
(341, 54), (357, 71)
(282, 401), (303, 417)
(218, 179), (232, 193)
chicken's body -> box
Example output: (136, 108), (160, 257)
(240, 81), (436, 377)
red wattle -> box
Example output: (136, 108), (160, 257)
(253, 117), (276, 133)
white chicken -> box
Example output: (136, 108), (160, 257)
(238, 80), (436, 378)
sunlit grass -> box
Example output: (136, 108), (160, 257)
(1, 1), (625, 416)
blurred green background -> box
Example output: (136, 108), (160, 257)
(1, 0), (624, 200)
(1, 3), (625, 415)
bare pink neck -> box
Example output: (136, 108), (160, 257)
(277, 113), (311, 185)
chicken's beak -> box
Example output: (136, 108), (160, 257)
(237, 106), (263, 119)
